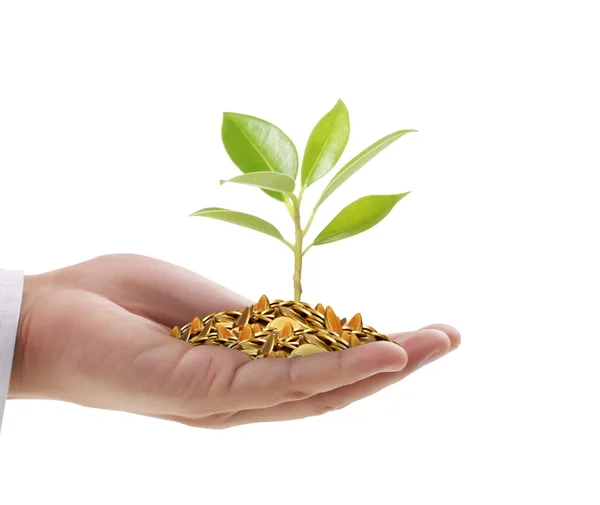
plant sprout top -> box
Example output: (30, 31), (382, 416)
(191, 99), (415, 301)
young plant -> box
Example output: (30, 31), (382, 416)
(191, 99), (415, 302)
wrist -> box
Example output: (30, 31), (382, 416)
(9, 273), (54, 398)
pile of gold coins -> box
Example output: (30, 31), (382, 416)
(169, 294), (399, 359)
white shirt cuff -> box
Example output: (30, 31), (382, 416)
(0, 269), (24, 434)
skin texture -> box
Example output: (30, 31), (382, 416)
(9, 254), (460, 429)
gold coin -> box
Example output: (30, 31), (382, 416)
(171, 298), (391, 359)
(217, 325), (233, 338)
(191, 317), (203, 331)
(290, 344), (327, 357)
(346, 313), (363, 331)
(255, 294), (270, 311)
(350, 333), (361, 347)
(239, 325), (253, 341)
(266, 316), (307, 331)
(260, 332), (277, 355)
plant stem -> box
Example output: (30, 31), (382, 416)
(302, 206), (318, 237)
(302, 243), (313, 256)
(292, 196), (303, 302)
(281, 238), (294, 251)
(283, 197), (295, 219)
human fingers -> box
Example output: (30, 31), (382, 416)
(195, 328), (451, 427)
(203, 340), (409, 413)
(390, 323), (461, 350)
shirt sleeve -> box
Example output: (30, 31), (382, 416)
(0, 269), (24, 434)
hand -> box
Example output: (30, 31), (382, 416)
(10, 254), (460, 428)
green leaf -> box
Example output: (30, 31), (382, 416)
(221, 112), (298, 201)
(312, 193), (410, 246)
(220, 171), (295, 193)
(189, 207), (285, 242)
(301, 99), (350, 188)
(315, 129), (416, 207)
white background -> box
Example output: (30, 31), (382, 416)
(1, 1), (599, 503)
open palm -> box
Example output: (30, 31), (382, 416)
(10, 254), (460, 428)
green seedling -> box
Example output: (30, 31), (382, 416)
(191, 99), (415, 302)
